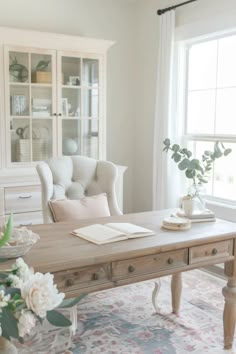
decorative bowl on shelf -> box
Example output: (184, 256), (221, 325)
(0, 227), (40, 258)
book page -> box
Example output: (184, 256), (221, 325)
(105, 223), (154, 236)
(73, 224), (127, 244)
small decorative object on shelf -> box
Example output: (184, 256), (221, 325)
(31, 59), (51, 83)
(0, 214), (85, 353)
(9, 57), (28, 83)
(163, 139), (232, 210)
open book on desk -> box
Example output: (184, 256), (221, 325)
(72, 223), (155, 245)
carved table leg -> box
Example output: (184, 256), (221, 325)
(171, 273), (182, 315)
(223, 261), (236, 349)
(222, 277), (236, 349)
(152, 279), (161, 313)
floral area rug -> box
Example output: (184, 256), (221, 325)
(64, 269), (234, 354)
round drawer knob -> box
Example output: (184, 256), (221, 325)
(128, 265), (135, 273)
(92, 273), (99, 281)
(212, 248), (218, 255)
(66, 278), (74, 287)
(167, 257), (174, 265)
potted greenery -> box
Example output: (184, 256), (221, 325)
(163, 138), (232, 210)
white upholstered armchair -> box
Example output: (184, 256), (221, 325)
(36, 156), (122, 223)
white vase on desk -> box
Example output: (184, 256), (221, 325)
(182, 197), (195, 216)
(188, 183), (206, 211)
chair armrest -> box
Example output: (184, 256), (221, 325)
(36, 162), (54, 223)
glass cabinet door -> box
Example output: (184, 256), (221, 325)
(59, 53), (100, 159)
(7, 48), (55, 164)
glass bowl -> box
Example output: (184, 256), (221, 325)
(0, 228), (40, 258)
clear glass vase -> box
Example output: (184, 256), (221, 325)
(14, 308), (73, 354)
(0, 336), (17, 354)
(188, 182), (206, 211)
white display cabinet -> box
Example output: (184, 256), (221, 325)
(0, 27), (124, 226)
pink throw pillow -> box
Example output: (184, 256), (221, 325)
(49, 193), (111, 222)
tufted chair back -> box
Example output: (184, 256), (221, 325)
(36, 156), (122, 223)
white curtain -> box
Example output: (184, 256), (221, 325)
(152, 11), (183, 210)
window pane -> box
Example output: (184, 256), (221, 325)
(187, 90), (215, 134)
(215, 88), (236, 134)
(188, 40), (217, 90)
(217, 35), (236, 87)
(187, 140), (236, 201)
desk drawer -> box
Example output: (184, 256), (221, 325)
(54, 263), (111, 292)
(189, 240), (233, 265)
(112, 249), (188, 280)
(5, 185), (41, 214)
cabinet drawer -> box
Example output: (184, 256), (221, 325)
(189, 240), (233, 265)
(5, 185), (41, 214)
(112, 249), (188, 280)
(6, 211), (43, 227)
(54, 263), (111, 292)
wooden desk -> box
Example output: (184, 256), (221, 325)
(3, 210), (236, 349)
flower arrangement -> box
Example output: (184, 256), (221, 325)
(0, 214), (83, 348)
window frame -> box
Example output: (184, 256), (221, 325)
(183, 30), (236, 213)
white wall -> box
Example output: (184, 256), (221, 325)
(133, 0), (236, 212)
(0, 0), (136, 213)
(1, 0), (235, 213)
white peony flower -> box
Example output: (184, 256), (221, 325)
(21, 272), (65, 318)
(17, 310), (36, 337)
(0, 289), (10, 309)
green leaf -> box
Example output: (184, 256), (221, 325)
(204, 150), (212, 156)
(189, 159), (199, 170)
(172, 144), (180, 152)
(210, 154), (215, 161)
(1, 307), (19, 339)
(214, 150), (223, 158)
(224, 148), (232, 156)
(0, 258), (10, 262)
(186, 150), (192, 158)
(173, 153), (181, 163)
(59, 294), (87, 308)
(5, 288), (21, 296)
(46, 310), (72, 327)
(163, 138), (170, 146)
(178, 158), (190, 171)
(185, 169), (196, 179)
(0, 214), (13, 247)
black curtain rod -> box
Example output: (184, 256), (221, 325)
(157, 0), (198, 15)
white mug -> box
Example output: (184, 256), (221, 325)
(182, 198), (195, 216)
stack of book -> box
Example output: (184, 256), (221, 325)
(176, 209), (216, 222)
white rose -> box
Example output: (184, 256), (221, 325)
(21, 272), (65, 318)
(17, 310), (36, 337)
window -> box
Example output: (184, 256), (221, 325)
(185, 33), (236, 204)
